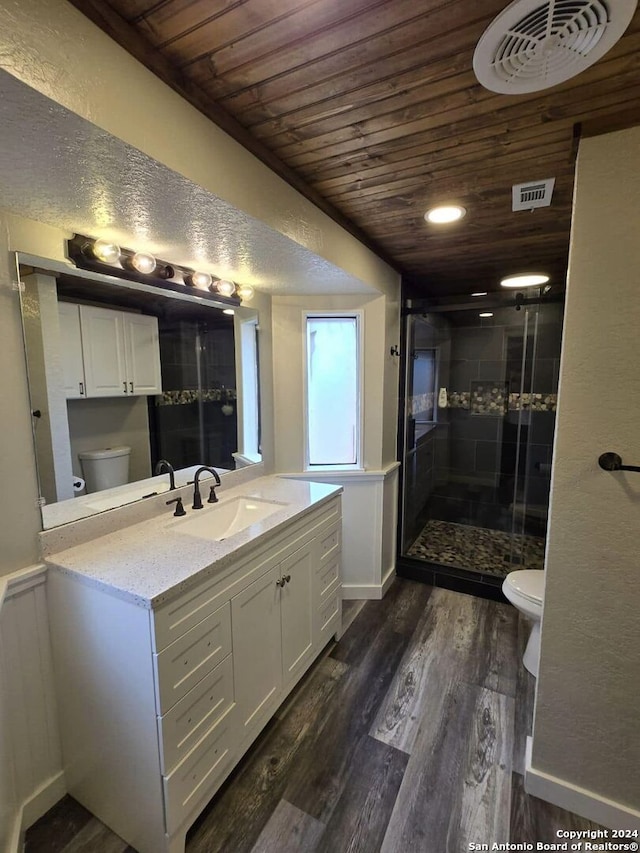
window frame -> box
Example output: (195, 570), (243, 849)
(302, 310), (364, 472)
(238, 315), (261, 461)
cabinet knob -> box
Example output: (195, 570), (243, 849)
(275, 577), (285, 588)
(129, 381), (134, 393)
(79, 381), (84, 396)
(123, 381), (127, 393)
(285, 574), (291, 584)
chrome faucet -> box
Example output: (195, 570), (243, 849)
(155, 459), (176, 490)
(192, 466), (221, 509)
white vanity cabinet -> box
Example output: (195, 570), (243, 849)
(58, 301), (87, 398)
(47, 495), (341, 853)
(232, 538), (316, 746)
(58, 302), (162, 398)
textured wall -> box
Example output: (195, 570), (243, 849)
(271, 293), (390, 473)
(0, 0), (399, 298)
(0, 214), (41, 573)
(532, 127), (640, 812)
(67, 397), (152, 487)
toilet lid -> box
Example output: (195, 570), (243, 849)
(505, 570), (544, 604)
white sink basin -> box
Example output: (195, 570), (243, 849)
(172, 497), (286, 542)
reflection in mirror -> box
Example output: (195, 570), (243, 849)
(19, 259), (261, 529)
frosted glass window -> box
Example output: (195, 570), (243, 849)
(306, 316), (360, 466)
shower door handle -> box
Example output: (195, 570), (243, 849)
(598, 452), (640, 473)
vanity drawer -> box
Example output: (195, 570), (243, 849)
(315, 554), (340, 603)
(158, 654), (234, 775)
(317, 521), (341, 566)
(317, 588), (341, 644)
(154, 602), (231, 714)
(152, 498), (341, 653)
(163, 707), (236, 834)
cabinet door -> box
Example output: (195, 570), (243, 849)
(231, 567), (282, 744)
(58, 302), (86, 399)
(124, 314), (162, 395)
(280, 542), (314, 691)
(79, 305), (127, 397)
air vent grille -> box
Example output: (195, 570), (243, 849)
(512, 178), (555, 210)
(473, 0), (637, 94)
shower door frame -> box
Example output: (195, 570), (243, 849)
(395, 289), (563, 600)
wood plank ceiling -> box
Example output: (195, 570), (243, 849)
(70, 0), (640, 297)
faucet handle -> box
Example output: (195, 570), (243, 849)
(207, 485), (219, 504)
(166, 497), (186, 517)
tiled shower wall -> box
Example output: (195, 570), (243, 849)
(404, 303), (564, 548)
(444, 305), (563, 515)
(152, 320), (238, 470)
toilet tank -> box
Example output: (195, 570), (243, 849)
(78, 446), (131, 493)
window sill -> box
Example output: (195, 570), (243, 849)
(305, 464), (363, 473)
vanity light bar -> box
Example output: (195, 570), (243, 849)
(67, 234), (250, 307)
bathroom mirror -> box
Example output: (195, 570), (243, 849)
(18, 255), (262, 529)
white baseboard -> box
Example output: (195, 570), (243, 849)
(7, 812), (23, 853)
(21, 770), (66, 830)
(381, 565), (396, 596)
(343, 567), (396, 600)
(7, 771), (67, 853)
(525, 737), (640, 830)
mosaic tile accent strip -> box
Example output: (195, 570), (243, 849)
(446, 390), (557, 412)
(508, 392), (557, 412)
(447, 391), (470, 409)
(409, 392), (434, 417)
(407, 519), (545, 577)
(470, 381), (508, 416)
(159, 388), (237, 406)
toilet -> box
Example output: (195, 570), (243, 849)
(502, 569), (545, 677)
(78, 446), (131, 494)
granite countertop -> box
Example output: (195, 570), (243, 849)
(44, 476), (341, 609)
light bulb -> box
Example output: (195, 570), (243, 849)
(236, 284), (254, 301)
(216, 279), (236, 297)
(471, 292), (487, 297)
(479, 312), (494, 318)
(93, 239), (121, 264)
(190, 271), (212, 289)
(131, 252), (156, 274)
(500, 273), (549, 288)
(223, 308), (235, 315)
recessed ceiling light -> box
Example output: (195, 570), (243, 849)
(500, 273), (550, 288)
(424, 205), (466, 224)
(479, 312), (494, 318)
(471, 292), (488, 297)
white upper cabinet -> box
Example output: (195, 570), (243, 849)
(60, 303), (162, 398)
(58, 302), (86, 399)
(124, 313), (163, 396)
(80, 305), (128, 397)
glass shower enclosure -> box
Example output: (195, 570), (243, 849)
(398, 292), (564, 593)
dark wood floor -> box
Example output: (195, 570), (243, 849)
(26, 580), (603, 853)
